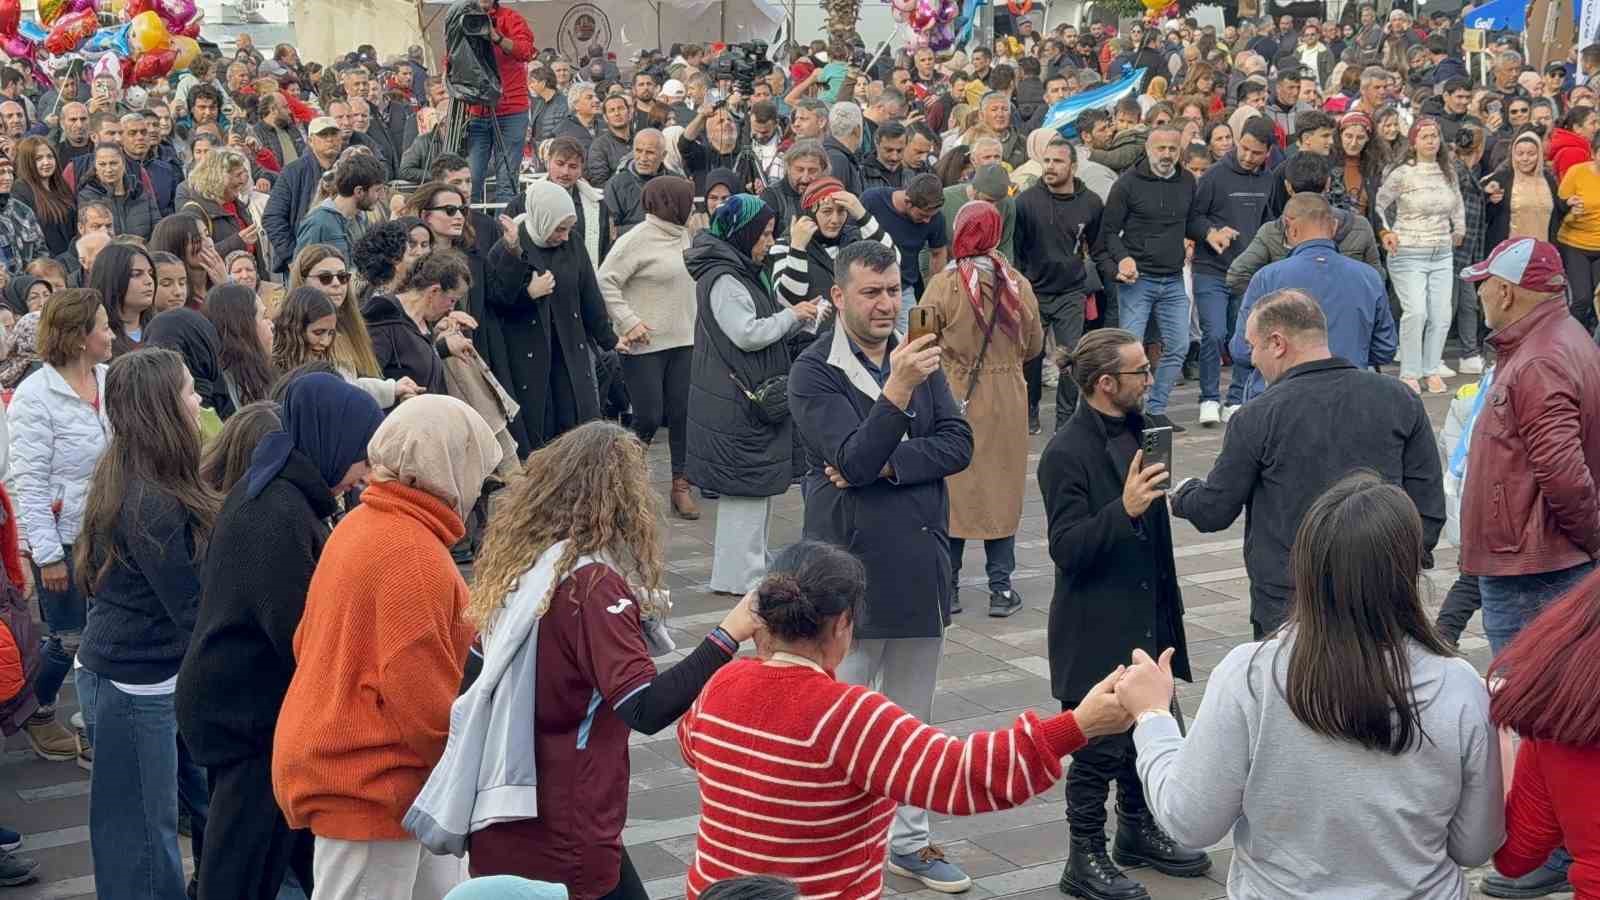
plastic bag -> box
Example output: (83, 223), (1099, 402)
(443, 0), (500, 107)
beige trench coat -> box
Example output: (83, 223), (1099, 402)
(922, 264), (1044, 540)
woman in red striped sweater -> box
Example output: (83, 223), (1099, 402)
(677, 541), (1136, 900)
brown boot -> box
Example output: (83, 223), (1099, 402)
(671, 477), (701, 520)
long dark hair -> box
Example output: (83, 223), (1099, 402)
(89, 242), (154, 352)
(270, 287), (336, 372)
(150, 213), (209, 306)
(203, 283), (275, 405)
(76, 348), (220, 594)
(15, 136), (72, 225)
(1277, 473), (1454, 754)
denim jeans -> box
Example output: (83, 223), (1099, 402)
(89, 681), (193, 900)
(1117, 274), (1190, 414)
(1192, 274), (1231, 404)
(897, 280), (920, 332)
(1480, 560), (1597, 656)
(1387, 245), (1454, 379)
(949, 535), (1018, 594)
(465, 110), (529, 205)
(29, 549), (84, 708)
(1453, 276), (1484, 357)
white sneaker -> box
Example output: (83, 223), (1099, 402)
(1430, 363), (1456, 378)
(1220, 404), (1241, 424)
(1042, 358), (1060, 388)
(1458, 355), (1484, 375)
(1199, 400), (1221, 426)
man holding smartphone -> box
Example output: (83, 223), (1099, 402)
(1038, 327), (1206, 900)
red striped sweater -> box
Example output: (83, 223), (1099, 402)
(676, 658), (1086, 900)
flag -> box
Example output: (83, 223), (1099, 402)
(1039, 68), (1147, 140)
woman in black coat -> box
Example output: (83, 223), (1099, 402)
(363, 249), (478, 398)
(484, 180), (618, 455)
(176, 373), (384, 900)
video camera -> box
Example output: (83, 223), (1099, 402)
(457, 7), (492, 38)
(711, 40), (772, 95)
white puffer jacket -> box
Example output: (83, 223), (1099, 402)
(7, 364), (109, 566)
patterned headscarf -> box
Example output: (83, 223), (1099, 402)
(948, 200), (1022, 342)
(708, 193), (775, 259)
(0, 311), (40, 390)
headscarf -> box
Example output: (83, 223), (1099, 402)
(708, 193), (775, 259)
(365, 394), (503, 521)
(519, 180), (578, 248)
(661, 124), (687, 174)
(1025, 127), (1057, 165)
(703, 167), (741, 203)
(0, 311), (40, 389)
(242, 372), (384, 500)
(1146, 75), (1168, 100)
(642, 175), (694, 227)
(2, 275), (43, 317)
(143, 308), (235, 419)
(948, 200), (1023, 342)
(801, 176), (847, 211)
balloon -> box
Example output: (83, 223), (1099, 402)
(929, 22), (955, 51)
(130, 46), (172, 81)
(154, 0), (193, 28)
(127, 9), (167, 54)
(82, 22), (129, 55)
(0, 0), (18, 37)
(910, 0), (936, 30)
(68, 0), (96, 14)
(1141, 0), (1165, 10)
(37, 0), (68, 25)
(122, 0), (155, 20)
(17, 20), (44, 42)
(43, 8), (97, 54)
(938, 0), (959, 23)
(177, 9), (200, 37)
(0, 34), (31, 61)
(170, 33), (196, 70)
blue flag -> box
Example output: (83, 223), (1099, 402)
(1040, 68), (1147, 140)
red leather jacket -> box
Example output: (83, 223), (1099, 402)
(1460, 300), (1600, 577)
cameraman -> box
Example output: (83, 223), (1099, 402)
(461, 0), (534, 205)
(680, 98), (759, 196)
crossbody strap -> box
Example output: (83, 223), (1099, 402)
(960, 299), (1003, 413)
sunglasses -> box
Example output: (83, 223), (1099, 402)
(312, 271), (352, 286)
(427, 204), (466, 217)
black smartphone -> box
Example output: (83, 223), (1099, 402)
(1141, 426), (1173, 474)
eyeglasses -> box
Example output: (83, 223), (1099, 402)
(312, 271), (352, 286)
(1113, 366), (1154, 379)
(427, 204), (466, 217)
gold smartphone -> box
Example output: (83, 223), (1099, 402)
(907, 306), (941, 346)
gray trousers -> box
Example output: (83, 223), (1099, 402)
(710, 495), (772, 594)
(837, 635), (945, 855)
(1454, 275), (1484, 357)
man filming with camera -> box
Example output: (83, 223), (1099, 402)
(459, 0), (534, 205)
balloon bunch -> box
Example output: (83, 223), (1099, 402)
(885, 0), (961, 51)
(0, 0), (204, 87)
(1141, 0), (1179, 23)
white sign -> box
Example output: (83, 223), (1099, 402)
(1582, 0), (1600, 50)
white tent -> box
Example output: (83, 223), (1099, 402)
(419, 0), (785, 65)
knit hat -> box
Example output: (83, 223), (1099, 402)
(801, 176), (846, 210)
(971, 164), (1010, 201)
(1408, 116), (1440, 143)
(1338, 111), (1373, 133)
(1460, 238), (1567, 293)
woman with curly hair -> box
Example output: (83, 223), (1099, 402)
(179, 148), (263, 273)
(1180, 64), (1224, 115)
(422, 421), (758, 898)
(1330, 111), (1388, 222)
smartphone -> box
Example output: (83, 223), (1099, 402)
(907, 306), (940, 346)
(1141, 426), (1173, 474)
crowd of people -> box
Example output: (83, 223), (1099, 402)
(0, 0), (1594, 899)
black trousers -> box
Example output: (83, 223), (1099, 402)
(1024, 291), (1087, 433)
(1063, 708), (1147, 842)
(1434, 572), (1482, 647)
(198, 754), (313, 900)
(1559, 242), (1600, 333)
(619, 346), (691, 476)
(599, 849), (647, 900)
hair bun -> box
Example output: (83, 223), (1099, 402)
(758, 573), (807, 611)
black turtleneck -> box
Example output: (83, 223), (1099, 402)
(1095, 406), (1138, 459)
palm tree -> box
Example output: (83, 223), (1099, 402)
(825, 0), (862, 59)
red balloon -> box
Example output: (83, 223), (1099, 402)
(42, 8), (96, 54)
(122, 0), (156, 19)
(177, 12), (199, 38)
(131, 47), (174, 82)
(0, 0), (19, 37)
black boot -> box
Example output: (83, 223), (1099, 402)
(1481, 861), (1572, 898)
(1113, 811), (1212, 878)
(1059, 838), (1149, 900)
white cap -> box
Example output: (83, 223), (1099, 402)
(660, 78), (686, 99)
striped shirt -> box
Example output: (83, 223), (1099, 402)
(677, 658), (1086, 900)
(769, 211), (900, 307)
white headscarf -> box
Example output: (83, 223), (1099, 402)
(518, 180), (578, 248)
(366, 394), (503, 521)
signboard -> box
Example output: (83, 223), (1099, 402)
(1582, 0), (1600, 49)
(1463, 27), (1485, 51)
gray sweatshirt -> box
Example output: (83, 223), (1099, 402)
(1134, 636), (1504, 899)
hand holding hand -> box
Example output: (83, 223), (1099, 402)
(1121, 449), (1170, 518)
(444, 333), (476, 358)
(1381, 232), (1399, 254)
(720, 589), (763, 643)
(1074, 665), (1136, 738)
(1205, 226), (1237, 255)
(1115, 648), (1176, 717)
(527, 270), (556, 299)
(823, 464), (852, 489)
(621, 321), (652, 349)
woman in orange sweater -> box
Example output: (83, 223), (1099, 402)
(272, 394), (503, 900)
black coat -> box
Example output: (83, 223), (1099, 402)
(176, 450), (335, 766)
(1169, 358), (1445, 632)
(179, 193), (262, 270)
(363, 293), (449, 397)
(759, 178), (805, 242)
(12, 180), (76, 256)
(484, 230), (617, 455)
(1483, 165), (1569, 248)
(683, 231), (793, 498)
(584, 128), (632, 188)
(255, 120), (306, 173)
(602, 164), (660, 238)
(823, 135), (865, 196)
(1038, 402), (1192, 705)
(262, 154), (326, 275)
(790, 328), (974, 640)
(75, 172), (159, 240)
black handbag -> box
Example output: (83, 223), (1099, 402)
(699, 318), (789, 426)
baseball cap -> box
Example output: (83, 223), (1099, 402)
(660, 78), (686, 100)
(972, 164), (1010, 201)
(1460, 238), (1567, 292)
(309, 116), (340, 135)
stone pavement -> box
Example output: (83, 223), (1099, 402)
(0, 373), (1564, 899)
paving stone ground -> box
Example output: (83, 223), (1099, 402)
(0, 372), (1564, 899)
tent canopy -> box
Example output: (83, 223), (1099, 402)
(420, 0), (785, 65)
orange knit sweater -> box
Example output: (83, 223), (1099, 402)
(271, 481), (474, 841)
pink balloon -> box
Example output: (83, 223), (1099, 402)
(68, 0), (95, 13)
(0, 33), (32, 61)
(155, 0), (194, 27)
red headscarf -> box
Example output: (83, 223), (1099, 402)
(950, 201), (1022, 342)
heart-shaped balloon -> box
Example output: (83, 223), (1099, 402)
(170, 32), (196, 70)
(127, 9), (168, 54)
(17, 19), (44, 42)
(37, 0), (68, 25)
(910, 1), (936, 30)
(0, 0), (19, 37)
(43, 8), (97, 54)
(131, 45), (173, 81)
